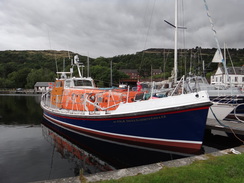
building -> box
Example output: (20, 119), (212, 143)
(34, 82), (54, 93)
(118, 69), (163, 87)
(151, 69), (162, 76)
(119, 69), (162, 80)
(210, 65), (244, 88)
(119, 69), (139, 79)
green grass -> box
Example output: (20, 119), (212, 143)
(96, 153), (244, 183)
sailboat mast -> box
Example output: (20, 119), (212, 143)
(174, 0), (178, 84)
(110, 60), (113, 87)
(203, 0), (229, 81)
(87, 54), (90, 77)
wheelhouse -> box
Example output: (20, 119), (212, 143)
(64, 78), (95, 89)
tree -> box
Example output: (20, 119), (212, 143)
(7, 68), (31, 88)
(25, 68), (56, 88)
(0, 49), (243, 89)
(90, 65), (110, 87)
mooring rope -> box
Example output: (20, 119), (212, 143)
(210, 107), (244, 144)
(234, 104), (244, 123)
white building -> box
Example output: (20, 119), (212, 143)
(34, 82), (54, 93)
(211, 65), (244, 89)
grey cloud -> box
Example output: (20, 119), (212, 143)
(0, 0), (243, 58)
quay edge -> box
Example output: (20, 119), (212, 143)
(32, 145), (244, 183)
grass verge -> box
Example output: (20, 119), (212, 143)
(97, 153), (244, 183)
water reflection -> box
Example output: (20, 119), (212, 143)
(41, 124), (115, 175)
(41, 119), (188, 174)
(0, 95), (42, 125)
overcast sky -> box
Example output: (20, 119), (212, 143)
(0, 0), (243, 58)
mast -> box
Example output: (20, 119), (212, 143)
(110, 60), (113, 87)
(87, 53), (90, 77)
(74, 55), (82, 77)
(174, 0), (178, 84)
(203, 0), (229, 82)
(224, 43), (227, 85)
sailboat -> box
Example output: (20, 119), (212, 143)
(185, 1), (244, 120)
(40, 0), (212, 154)
(185, 48), (244, 120)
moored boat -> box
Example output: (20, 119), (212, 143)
(207, 102), (235, 120)
(41, 56), (212, 154)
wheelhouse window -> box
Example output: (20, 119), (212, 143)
(55, 81), (63, 87)
(196, 78), (204, 83)
(65, 80), (71, 88)
(74, 80), (92, 87)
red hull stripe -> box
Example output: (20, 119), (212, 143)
(46, 106), (209, 121)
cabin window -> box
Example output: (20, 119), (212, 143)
(56, 81), (63, 87)
(65, 80), (71, 88)
(242, 77), (244, 82)
(74, 80), (92, 87)
(235, 77), (238, 82)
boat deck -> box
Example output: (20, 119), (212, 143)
(206, 118), (244, 136)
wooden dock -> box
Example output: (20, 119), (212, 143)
(206, 118), (244, 136)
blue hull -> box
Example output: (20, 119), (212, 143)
(43, 103), (210, 154)
(41, 119), (189, 169)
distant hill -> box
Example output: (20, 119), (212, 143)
(0, 48), (243, 88)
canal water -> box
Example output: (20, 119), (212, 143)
(0, 95), (242, 183)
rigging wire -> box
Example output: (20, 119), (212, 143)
(47, 26), (58, 77)
(171, 0), (188, 78)
(202, 0), (229, 78)
(163, 49), (170, 81)
(178, 0), (187, 77)
(226, 44), (237, 75)
(139, 0), (157, 75)
(142, 0), (156, 51)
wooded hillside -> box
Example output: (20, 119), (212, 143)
(0, 48), (243, 88)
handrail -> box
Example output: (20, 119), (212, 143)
(170, 75), (185, 96)
(41, 90), (122, 114)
